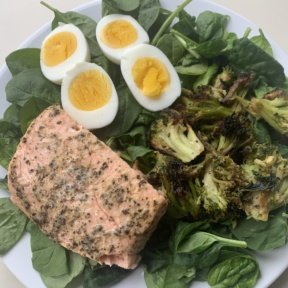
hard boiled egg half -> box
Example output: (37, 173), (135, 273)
(96, 14), (149, 64)
(61, 62), (118, 129)
(121, 44), (181, 111)
(40, 23), (90, 84)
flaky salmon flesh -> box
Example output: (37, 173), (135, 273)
(8, 105), (168, 269)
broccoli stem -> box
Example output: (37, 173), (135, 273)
(151, 0), (193, 45)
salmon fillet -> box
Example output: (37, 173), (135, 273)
(8, 105), (167, 269)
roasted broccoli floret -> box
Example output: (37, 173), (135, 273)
(202, 154), (248, 218)
(147, 152), (205, 219)
(241, 143), (288, 220)
(238, 93), (288, 137)
(213, 112), (255, 158)
(149, 110), (204, 163)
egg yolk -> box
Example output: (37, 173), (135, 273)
(132, 58), (170, 99)
(69, 70), (112, 111)
(101, 20), (137, 48)
(42, 32), (77, 67)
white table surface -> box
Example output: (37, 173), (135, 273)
(0, 0), (287, 287)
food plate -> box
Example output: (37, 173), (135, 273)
(0, 0), (288, 287)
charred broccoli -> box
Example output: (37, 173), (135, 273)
(241, 143), (288, 221)
(238, 93), (288, 137)
(149, 110), (204, 163)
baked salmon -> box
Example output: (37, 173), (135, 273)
(8, 105), (167, 269)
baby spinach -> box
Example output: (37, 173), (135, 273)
(0, 177), (8, 191)
(96, 84), (142, 139)
(175, 63), (208, 76)
(114, 0), (140, 12)
(232, 208), (288, 250)
(156, 34), (185, 66)
(0, 198), (27, 254)
(228, 38), (286, 87)
(83, 264), (131, 288)
(3, 104), (21, 127)
(5, 48), (41, 76)
(0, 121), (21, 169)
(250, 29), (273, 56)
(27, 222), (85, 288)
(208, 254), (260, 288)
(5, 68), (61, 106)
(138, 0), (161, 31)
(196, 11), (229, 43)
(19, 97), (50, 133)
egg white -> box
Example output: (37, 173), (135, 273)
(120, 44), (181, 111)
(96, 14), (149, 65)
(40, 24), (90, 85)
(61, 62), (118, 129)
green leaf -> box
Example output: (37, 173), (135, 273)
(0, 121), (21, 169)
(5, 48), (41, 76)
(27, 222), (69, 277)
(19, 97), (50, 133)
(144, 264), (195, 288)
(232, 209), (288, 250)
(196, 11), (229, 42)
(208, 254), (260, 288)
(138, 0), (161, 31)
(156, 34), (185, 65)
(5, 68), (61, 106)
(177, 231), (247, 254)
(3, 104), (21, 127)
(195, 38), (227, 58)
(0, 198), (27, 254)
(0, 177), (8, 191)
(114, 0), (140, 12)
(228, 38), (286, 87)
(250, 29), (273, 56)
(96, 85), (142, 139)
(175, 63), (208, 75)
(83, 264), (131, 288)
(41, 251), (85, 288)
(121, 145), (152, 162)
(193, 63), (218, 88)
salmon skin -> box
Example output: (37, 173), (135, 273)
(8, 105), (167, 269)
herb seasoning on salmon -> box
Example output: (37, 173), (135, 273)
(8, 105), (168, 269)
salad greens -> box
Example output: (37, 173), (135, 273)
(0, 0), (288, 288)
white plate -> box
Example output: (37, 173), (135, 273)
(0, 0), (288, 287)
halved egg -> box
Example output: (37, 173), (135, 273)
(120, 44), (181, 111)
(40, 24), (90, 84)
(96, 14), (149, 64)
(61, 62), (118, 129)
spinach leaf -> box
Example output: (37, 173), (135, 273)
(194, 38), (227, 58)
(41, 252), (85, 288)
(115, 0), (140, 12)
(232, 208), (288, 250)
(175, 63), (208, 76)
(3, 104), (21, 127)
(177, 231), (247, 254)
(121, 145), (152, 163)
(228, 38), (286, 87)
(138, 0), (161, 31)
(208, 254), (260, 288)
(196, 11), (229, 43)
(172, 10), (198, 41)
(193, 63), (218, 88)
(0, 177), (8, 191)
(83, 264), (131, 288)
(156, 34), (185, 66)
(5, 48), (41, 76)
(0, 198), (27, 254)
(0, 121), (21, 169)
(27, 222), (69, 277)
(250, 29), (273, 56)
(5, 68), (61, 106)
(96, 85), (142, 139)
(41, 2), (102, 61)
(144, 264), (196, 288)
(102, 0), (122, 16)
(19, 97), (50, 133)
